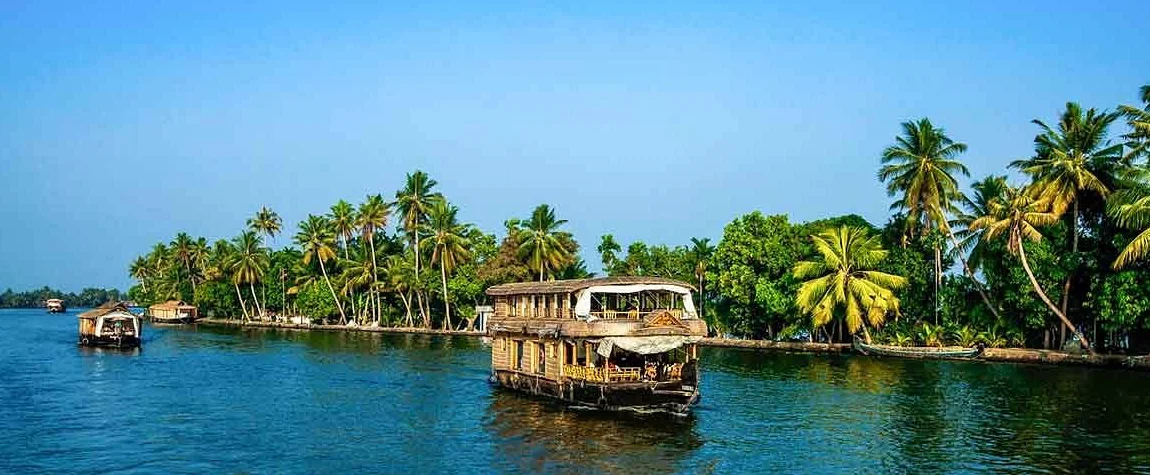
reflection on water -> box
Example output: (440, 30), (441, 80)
(2, 309), (1150, 474)
(485, 391), (703, 474)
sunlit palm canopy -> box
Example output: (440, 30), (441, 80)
(1118, 84), (1150, 162)
(516, 204), (573, 280)
(793, 226), (907, 334)
(422, 200), (472, 274)
(968, 184), (1059, 254)
(1108, 169), (1150, 269)
(295, 215), (338, 266)
(877, 118), (970, 237)
(951, 175), (1008, 271)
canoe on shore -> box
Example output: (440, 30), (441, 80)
(853, 337), (983, 360)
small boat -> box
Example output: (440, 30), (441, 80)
(78, 302), (142, 348)
(486, 276), (707, 415)
(46, 299), (66, 313)
(146, 300), (198, 324)
(853, 337), (983, 359)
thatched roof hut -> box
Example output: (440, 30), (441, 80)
(147, 300), (198, 320)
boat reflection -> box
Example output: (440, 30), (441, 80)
(484, 389), (703, 474)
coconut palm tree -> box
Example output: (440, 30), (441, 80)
(384, 254), (417, 327)
(1119, 84), (1150, 162)
(339, 250), (375, 325)
(516, 204), (573, 282)
(395, 171), (443, 319)
(356, 194), (389, 323)
(171, 232), (196, 295)
(1109, 171), (1150, 269)
(129, 256), (150, 293)
(952, 176), (1009, 273)
(1011, 103), (1124, 339)
(878, 118), (971, 324)
(295, 215), (347, 323)
(329, 200), (358, 315)
(793, 226), (907, 343)
(422, 200), (471, 330)
(248, 206), (282, 247)
(597, 234), (621, 275)
(689, 237), (715, 319)
(968, 184), (1095, 353)
(231, 231), (269, 320)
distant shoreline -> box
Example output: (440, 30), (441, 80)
(192, 318), (1150, 371)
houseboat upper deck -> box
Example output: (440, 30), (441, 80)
(485, 276), (707, 414)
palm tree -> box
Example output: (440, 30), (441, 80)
(231, 231), (269, 320)
(597, 234), (621, 275)
(953, 176), (1009, 273)
(1119, 84), (1150, 162)
(395, 171), (443, 320)
(1109, 172), (1150, 269)
(878, 118), (970, 324)
(1011, 103), (1124, 340)
(969, 184), (1095, 353)
(356, 194), (389, 323)
(210, 239), (247, 320)
(171, 232), (196, 295)
(384, 254), (417, 327)
(339, 250), (375, 325)
(248, 206), (282, 247)
(423, 200), (471, 330)
(517, 204), (574, 281)
(688, 237), (715, 319)
(330, 199), (358, 316)
(295, 215), (347, 323)
(129, 256), (150, 293)
(793, 226), (907, 343)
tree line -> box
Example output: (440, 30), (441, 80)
(0, 287), (124, 309)
(128, 83), (1150, 353)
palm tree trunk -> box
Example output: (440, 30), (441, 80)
(234, 282), (249, 322)
(367, 233), (379, 324)
(1059, 200), (1079, 347)
(1017, 241), (1094, 354)
(440, 260), (451, 330)
(318, 258), (347, 324)
(401, 292), (413, 327)
(249, 283), (263, 318)
(945, 231), (1002, 320)
(934, 243), (941, 325)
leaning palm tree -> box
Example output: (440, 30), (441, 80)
(423, 200), (471, 330)
(793, 226), (907, 343)
(689, 237), (715, 319)
(1119, 84), (1150, 162)
(968, 184), (1095, 353)
(339, 251), (375, 325)
(517, 204), (574, 281)
(231, 231), (269, 320)
(1011, 103), (1124, 335)
(356, 194), (389, 323)
(294, 215), (347, 323)
(1108, 171), (1150, 269)
(878, 118), (971, 324)
(384, 254), (417, 327)
(129, 256), (150, 293)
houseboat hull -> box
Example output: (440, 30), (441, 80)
(492, 370), (699, 414)
(150, 315), (196, 324)
(79, 335), (141, 348)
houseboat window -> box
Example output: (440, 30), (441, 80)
(575, 342), (587, 366)
(537, 343), (546, 375)
(514, 340), (525, 370)
(564, 342), (575, 365)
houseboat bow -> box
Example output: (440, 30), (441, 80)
(486, 277), (707, 415)
(78, 302), (142, 348)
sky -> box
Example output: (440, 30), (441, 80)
(1, 1), (1148, 291)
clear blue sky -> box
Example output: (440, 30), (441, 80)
(2, 1), (1147, 291)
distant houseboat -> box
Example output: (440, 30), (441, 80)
(78, 302), (141, 348)
(46, 299), (66, 313)
(147, 300), (198, 324)
(485, 277), (707, 415)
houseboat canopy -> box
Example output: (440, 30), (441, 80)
(149, 300), (197, 313)
(79, 301), (132, 318)
(486, 276), (698, 320)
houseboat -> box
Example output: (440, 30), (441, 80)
(46, 298), (66, 313)
(485, 276), (707, 415)
(78, 302), (141, 348)
(147, 300), (198, 324)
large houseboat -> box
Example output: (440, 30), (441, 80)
(485, 277), (707, 414)
(147, 300), (199, 324)
(78, 302), (142, 348)
(46, 298), (66, 313)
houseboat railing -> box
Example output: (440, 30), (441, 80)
(563, 365), (642, 383)
(503, 308), (686, 320)
(589, 309), (683, 320)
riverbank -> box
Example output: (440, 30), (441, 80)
(194, 318), (1150, 371)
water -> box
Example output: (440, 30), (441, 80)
(2, 308), (1149, 474)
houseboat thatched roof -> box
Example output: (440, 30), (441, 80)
(78, 301), (131, 318)
(149, 300), (196, 310)
(486, 276), (695, 296)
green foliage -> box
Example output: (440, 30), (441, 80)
(296, 280), (337, 321)
(710, 212), (806, 338)
(194, 280), (238, 318)
(0, 286), (124, 308)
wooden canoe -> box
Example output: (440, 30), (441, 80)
(853, 337), (983, 359)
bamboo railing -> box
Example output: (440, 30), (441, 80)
(563, 365), (641, 383)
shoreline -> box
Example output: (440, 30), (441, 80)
(193, 318), (1150, 371)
